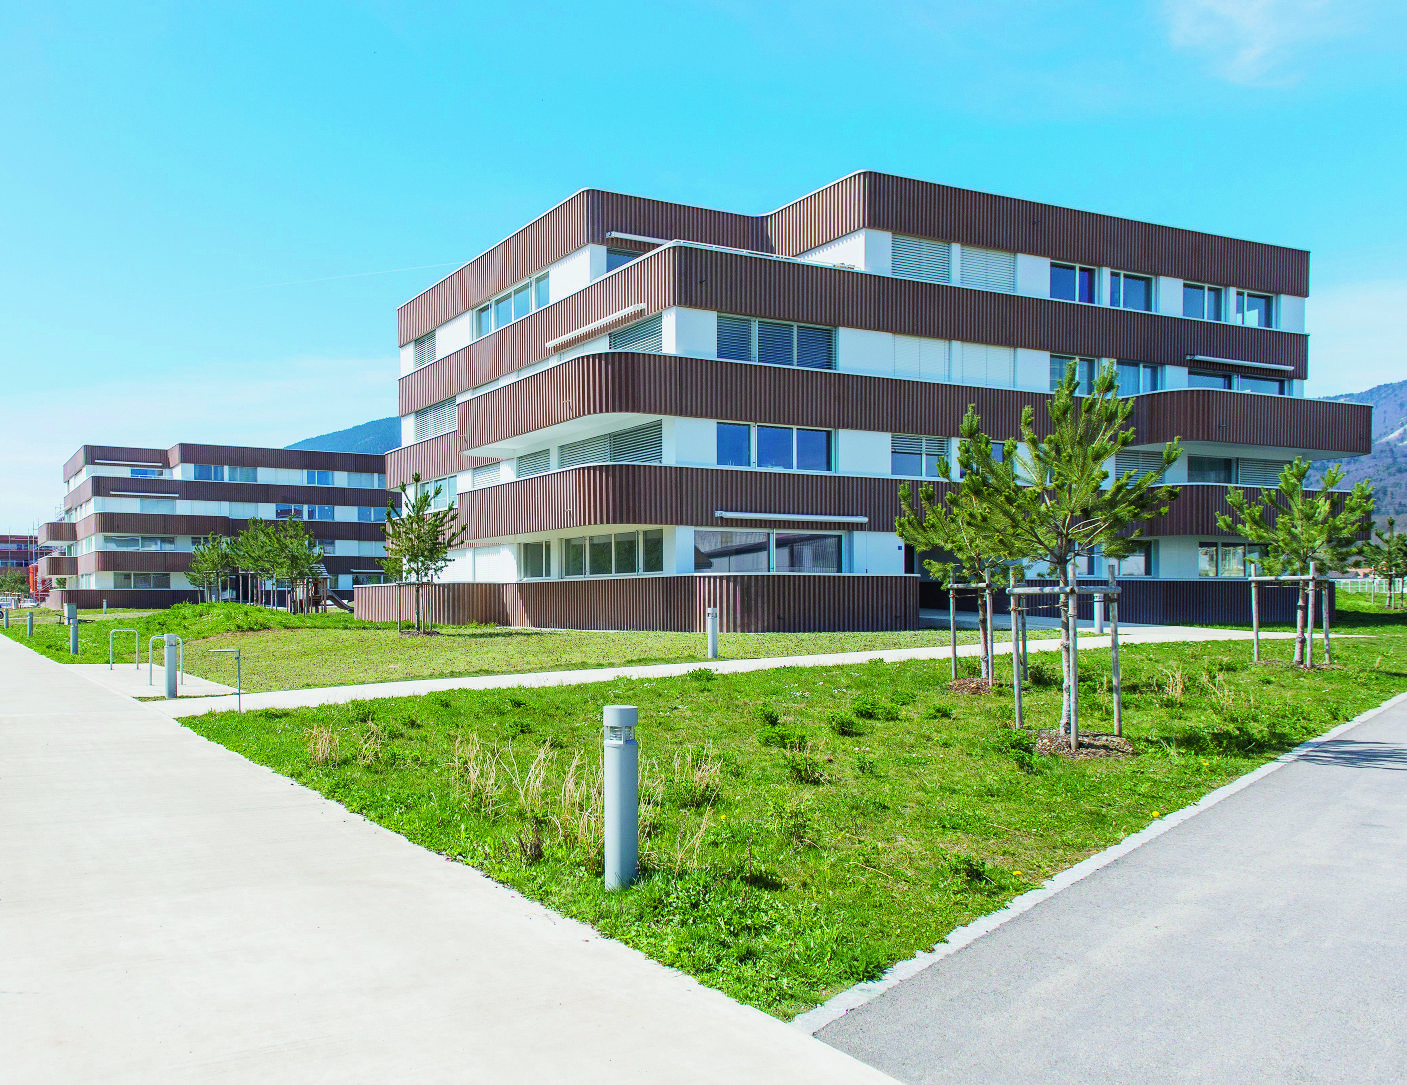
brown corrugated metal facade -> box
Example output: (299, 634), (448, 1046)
(398, 172), (1309, 346)
(354, 575), (918, 633)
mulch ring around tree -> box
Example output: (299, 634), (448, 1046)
(1036, 730), (1135, 759)
(947, 676), (992, 694)
(399, 629), (442, 637)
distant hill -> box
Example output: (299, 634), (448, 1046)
(286, 417), (399, 456)
(1312, 379), (1407, 524)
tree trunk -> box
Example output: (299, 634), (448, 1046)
(976, 591), (990, 681)
(1294, 583), (1307, 666)
(1058, 565), (1072, 736)
(414, 581), (424, 633)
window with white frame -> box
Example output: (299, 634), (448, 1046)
(717, 315), (835, 370)
(1116, 361), (1162, 395)
(130, 467), (166, 478)
(521, 541), (552, 579)
(1199, 542), (1264, 577)
(1183, 283), (1224, 321)
(1051, 354), (1098, 393)
(1235, 290), (1274, 328)
(716, 423), (831, 471)
(413, 398), (457, 441)
(347, 471), (385, 488)
(606, 247), (645, 271)
(561, 529), (664, 577)
(107, 536), (177, 551)
(193, 464), (225, 481)
(1109, 272), (1153, 311)
(1114, 541), (1155, 577)
(474, 273), (551, 338)
(1050, 263), (1097, 303)
(305, 470), (333, 486)
(115, 572), (172, 589)
(305, 504), (335, 520)
(693, 530), (842, 574)
(358, 506), (387, 523)
(891, 434), (947, 478)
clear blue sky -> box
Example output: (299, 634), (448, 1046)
(3, 0), (1404, 530)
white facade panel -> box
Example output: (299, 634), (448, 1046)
(863, 230), (893, 276)
(434, 307), (477, 359)
(851, 531), (906, 575)
(1156, 276), (1183, 316)
(400, 414), (415, 446)
(666, 306), (718, 357)
(1015, 348), (1048, 391)
(836, 327), (894, 376)
(1015, 253), (1050, 298)
(545, 245), (595, 302)
(1162, 365), (1190, 390)
(1156, 536), (1200, 579)
(671, 526), (695, 575)
(798, 230), (867, 269)
(835, 429), (890, 476)
(670, 416), (717, 465)
(1279, 294), (1306, 333)
(439, 548), (474, 583)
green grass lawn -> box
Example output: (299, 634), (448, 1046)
(3, 602), (1015, 691)
(172, 594), (1407, 1019)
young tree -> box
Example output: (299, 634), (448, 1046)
(895, 416), (1022, 681)
(382, 473), (468, 633)
(1218, 458), (1375, 664)
(1360, 517), (1407, 610)
(949, 362), (1181, 745)
(233, 518), (279, 607)
(188, 535), (236, 602)
(269, 516), (326, 612)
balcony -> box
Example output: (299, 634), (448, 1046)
(38, 555), (76, 577)
(38, 521), (76, 545)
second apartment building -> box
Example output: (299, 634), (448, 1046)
(367, 171), (1371, 630)
(40, 444), (395, 609)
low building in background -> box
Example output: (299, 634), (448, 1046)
(38, 444), (396, 609)
(362, 171), (1373, 631)
(0, 534), (39, 572)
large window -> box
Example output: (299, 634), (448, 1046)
(1188, 456), (1236, 484)
(1050, 263), (1096, 303)
(521, 541), (551, 579)
(275, 504), (304, 519)
(1188, 370), (1233, 390)
(1239, 375), (1284, 395)
(715, 423), (832, 471)
(1198, 542), (1262, 577)
(1235, 291), (1274, 328)
(560, 529), (664, 577)
(194, 464), (225, 481)
(891, 434), (947, 478)
(1115, 541), (1154, 577)
(305, 505), (336, 521)
(130, 467), (165, 478)
(115, 572), (172, 589)
(1183, 283), (1224, 321)
(358, 506), (387, 523)
(695, 530), (843, 573)
(347, 471), (386, 489)
(717, 315), (835, 370)
(606, 247), (643, 272)
(108, 536), (177, 551)
(306, 470), (333, 486)
(1109, 272), (1152, 311)
(1051, 355), (1098, 394)
(474, 272), (551, 339)
(1116, 361), (1162, 395)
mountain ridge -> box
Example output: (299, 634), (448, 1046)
(285, 416), (399, 456)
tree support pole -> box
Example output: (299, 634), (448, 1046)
(1306, 561), (1317, 668)
(949, 588), (957, 681)
(1250, 578), (1260, 664)
(1322, 583), (1332, 665)
(1108, 566), (1122, 738)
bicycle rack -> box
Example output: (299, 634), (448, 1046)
(109, 628), (139, 670)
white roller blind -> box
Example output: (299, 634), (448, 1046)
(413, 398), (457, 441)
(559, 433), (611, 469)
(1114, 450), (1165, 480)
(608, 313), (663, 352)
(959, 245), (1017, 292)
(516, 449), (551, 478)
(413, 331), (436, 369)
(893, 336), (950, 382)
(1237, 459), (1287, 487)
(471, 462), (501, 489)
(891, 235), (952, 284)
(609, 420), (663, 463)
(954, 342), (1015, 387)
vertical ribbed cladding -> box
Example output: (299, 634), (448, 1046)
(397, 191), (593, 345)
(353, 575), (919, 631)
(589, 191), (767, 250)
(66, 445), (171, 479)
(1143, 484), (1355, 536)
(857, 172), (1310, 297)
(398, 246), (681, 414)
(1130, 392), (1371, 455)
(764, 173), (868, 256)
(385, 430), (489, 488)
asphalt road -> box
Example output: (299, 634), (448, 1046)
(819, 695), (1407, 1085)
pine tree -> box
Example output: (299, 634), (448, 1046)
(382, 473), (468, 633)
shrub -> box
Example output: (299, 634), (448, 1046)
(772, 795), (815, 847)
(989, 727), (1036, 773)
(757, 706), (807, 750)
(783, 744), (831, 785)
(924, 703), (955, 720)
(827, 712), (864, 737)
(852, 696), (900, 721)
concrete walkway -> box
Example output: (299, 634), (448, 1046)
(0, 636), (895, 1083)
(74, 661), (235, 698)
(153, 625), (1302, 719)
(817, 692), (1407, 1084)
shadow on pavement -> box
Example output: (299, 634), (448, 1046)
(1298, 739), (1407, 771)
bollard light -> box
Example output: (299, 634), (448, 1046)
(705, 606), (719, 660)
(3, 609), (8, 630)
(27, 610), (34, 637)
(69, 618), (79, 656)
(163, 634), (179, 699)
(603, 704), (639, 890)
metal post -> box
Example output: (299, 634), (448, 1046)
(985, 587), (995, 683)
(163, 634), (179, 699)
(1108, 566), (1122, 738)
(2, 609), (8, 630)
(69, 618), (79, 656)
(603, 705), (639, 891)
(1305, 562), (1317, 668)
(1250, 574), (1261, 664)
(27, 610), (34, 637)
(949, 586), (960, 678)
(1068, 561), (1079, 751)
(1010, 588), (1023, 732)
(103, 599), (108, 615)
(1322, 584), (1332, 665)
(705, 606), (719, 660)
(1020, 600), (1028, 683)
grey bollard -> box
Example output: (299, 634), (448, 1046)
(1093, 593), (1105, 635)
(3, 609), (8, 629)
(164, 634), (179, 699)
(70, 619), (79, 656)
(706, 606), (719, 660)
(65, 603), (77, 627)
(103, 599), (108, 615)
(27, 610), (34, 637)
(603, 705), (639, 890)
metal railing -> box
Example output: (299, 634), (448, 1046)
(109, 628), (139, 670)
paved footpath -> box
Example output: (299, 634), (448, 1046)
(154, 624), (1302, 718)
(0, 636), (895, 1083)
(817, 691), (1407, 1084)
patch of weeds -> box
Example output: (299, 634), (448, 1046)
(783, 744), (831, 785)
(852, 695), (900, 721)
(935, 852), (1022, 897)
(924, 703), (955, 720)
(772, 795), (816, 847)
(989, 726), (1038, 773)
(513, 817), (545, 864)
(687, 668), (717, 683)
(1026, 659), (1060, 688)
(501, 717), (535, 737)
(452, 733), (500, 815)
(666, 744), (723, 808)
(757, 705), (807, 750)
(304, 723), (339, 765)
(827, 711), (865, 737)
(357, 723), (385, 766)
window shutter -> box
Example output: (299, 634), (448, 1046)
(717, 315), (753, 361)
(955, 342), (1014, 386)
(413, 331), (436, 369)
(795, 325), (834, 370)
(893, 336), (949, 382)
(516, 449), (551, 478)
(891, 235), (952, 284)
(413, 398), (457, 441)
(471, 462), (501, 489)
(958, 246), (1017, 292)
(1114, 450), (1166, 480)
(559, 433), (611, 469)
(756, 321), (796, 367)
(1237, 459), (1287, 487)
(609, 420), (663, 463)
(891, 434), (925, 456)
(608, 313), (663, 352)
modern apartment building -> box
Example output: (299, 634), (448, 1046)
(0, 534), (38, 571)
(362, 171), (1371, 631)
(39, 444), (395, 609)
